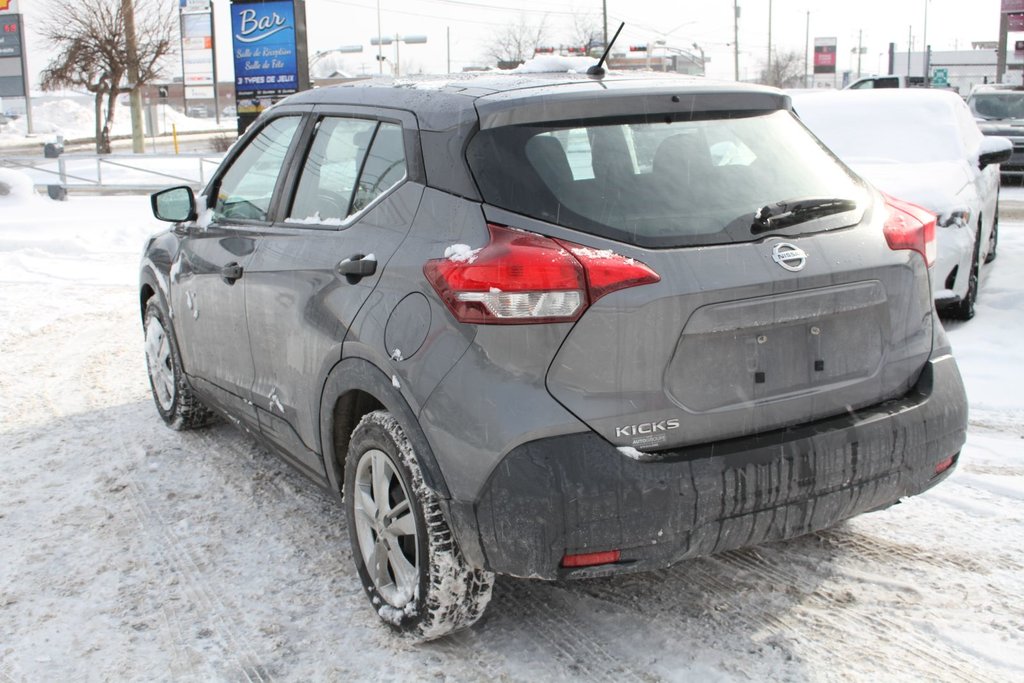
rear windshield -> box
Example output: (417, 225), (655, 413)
(466, 110), (865, 248)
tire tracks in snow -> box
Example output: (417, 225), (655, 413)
(709, 546), (991, 682)
(96, 374), (275, 680)
(120, 474), (275, 683)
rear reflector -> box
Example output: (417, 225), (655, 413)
(561, 549), (621, 568)
(424, 224), (659, 324)
(882, 194), (937, 266)
(934, 455), (956, 476)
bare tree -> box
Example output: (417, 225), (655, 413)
(39, 0), (174, 154)
(569, 12), (602, 53)
(486, 15), (547, 67)
(760, 49), (805, 88)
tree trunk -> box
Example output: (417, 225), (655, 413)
(93, 92), (105, 154)
(100, 88), (119, 155)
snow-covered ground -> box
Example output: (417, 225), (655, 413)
(1, 96), (234, 148)
(1, 172), (1023, 681)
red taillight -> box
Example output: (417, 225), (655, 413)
(882, 193), (937, 266)
(423, 224), (660, 324)
(934, 454), (956, 476)
(555, 240), (662, 301)
(561, 549), (621, 568)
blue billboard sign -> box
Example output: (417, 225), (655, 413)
(231, 1), (299, 99)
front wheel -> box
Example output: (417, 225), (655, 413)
(143, 298), (214, 430)
(985, 209), (999, 264)
(943, 229), (981, 321)
(344, 410), (494, 640)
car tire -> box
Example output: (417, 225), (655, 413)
(943, 229), (981, 321)
(345, 410), (494, 640)
(143, 298), (215, 430)
(985, 208), (998, 264)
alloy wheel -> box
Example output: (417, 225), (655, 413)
(144, 317), (175, 411)
(352, 448), (420, 606)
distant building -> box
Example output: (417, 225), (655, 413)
(812, 47), (1024, 94)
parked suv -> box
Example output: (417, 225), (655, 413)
(968, 84), (1024, 182)
(141, 72), (968, 639)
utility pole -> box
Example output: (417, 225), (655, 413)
(446, 26), (451, 74)
(122, 0), (144, 153)
(907, 25), (912, 77)
(733, 0), (740, 81)
(804, 11), (810, 87)
(767, 0), (773, 79)
(602, 0), (608, 51)
(922, 0), (929, 81)
(857, 29), (863, 78)
(998, 11), (1009, 83)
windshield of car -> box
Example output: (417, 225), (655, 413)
(969, 92), (1024, 120)
(466, 109), (864, 249)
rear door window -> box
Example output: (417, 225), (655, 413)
(288, 118), (407, 225)
(467, 110), (864, 248)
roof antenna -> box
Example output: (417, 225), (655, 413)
(587, 22), (625, 78)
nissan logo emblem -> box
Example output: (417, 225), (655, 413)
(771, 243), (808, 272)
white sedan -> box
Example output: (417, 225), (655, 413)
(792, 89), (1011, 320)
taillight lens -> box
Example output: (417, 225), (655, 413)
(882, 193), (937, 266)
(423, 224), (660, 324)
(562, 549), (621, 568)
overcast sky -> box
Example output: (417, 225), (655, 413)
(14, 0), (1008, 88)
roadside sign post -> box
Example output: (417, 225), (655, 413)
(0, 0), (31, 134)
(230, 0), (310, 136)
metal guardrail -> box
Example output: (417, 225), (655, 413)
(0, 152), (224, 194)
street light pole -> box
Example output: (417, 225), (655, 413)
(376, 0), (383, 75)
(922, 0), (930, 82)
(733, 0), (740, 81)
(767, 0), (773, 80)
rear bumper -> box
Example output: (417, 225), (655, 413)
(452, 354), (967, 579)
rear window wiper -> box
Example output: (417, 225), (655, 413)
(751, 197), (858, 234)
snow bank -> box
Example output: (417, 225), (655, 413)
(0, 191), (162, 288)
(0, 168), (37, 204)
(0, 96), (235, 146)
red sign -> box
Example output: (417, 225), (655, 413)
(1010, 13), (1024, 30)
(814, 37), (837, 74)
(1004, 0), (1024, 12)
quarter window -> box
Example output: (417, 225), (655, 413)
(213, 116), (300, 222)
(288, 118), (407, 225)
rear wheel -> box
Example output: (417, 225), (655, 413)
(143, 298), (214, 430)
(344, 410), (493, 640)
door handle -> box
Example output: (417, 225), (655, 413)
(337, 254), (377, 283)
(220, 262), (244, 284)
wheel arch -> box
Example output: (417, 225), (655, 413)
(319, 357), (451, 500)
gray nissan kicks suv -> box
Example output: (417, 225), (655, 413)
(140, 72), (968, 639)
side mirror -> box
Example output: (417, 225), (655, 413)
(151, 186), (197, 222)
(978, 136), (1013, 170)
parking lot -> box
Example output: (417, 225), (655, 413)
(1, 188), (1022, 681)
